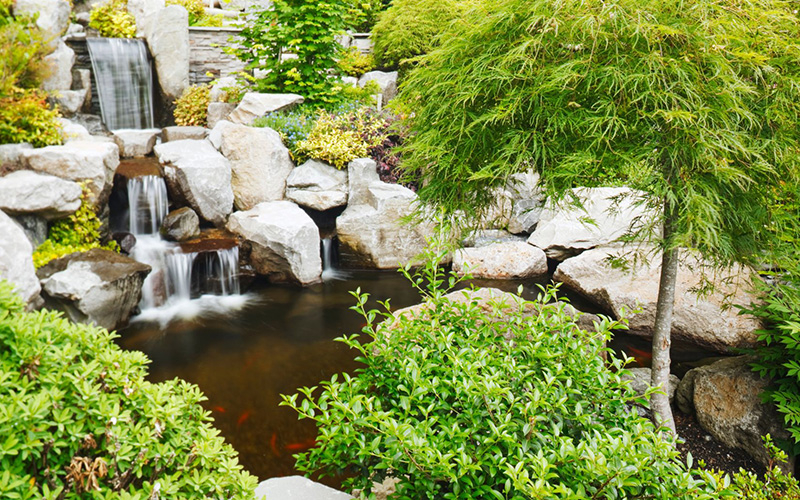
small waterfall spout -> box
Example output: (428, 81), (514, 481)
(321, 237), (347, 281)
(128, 175), (168, 236)
(87, 38), (154, 130)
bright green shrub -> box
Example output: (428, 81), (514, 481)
(0, 90), (62, 147)
(371, 0), (476, 72)
(33, 189), (118, 269)
(0, 280), (258, 499)
(193, 12), (223, 27)
(173, 84), (210, 127)
(283, 249), (727, 499)
(234, 0), (349, 105)
(338, 47), (374, 77)
(89, 0), (137, 38)
(344, 0), (383, 32)
(294, 105), (387, 168)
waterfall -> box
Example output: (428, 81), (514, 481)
(87, 38), (154, 131)
(321, 237), (346, 281)
(128, 175), (168, 235)
(124, 174), (244, 319)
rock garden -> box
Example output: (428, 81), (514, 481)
(1, 0), (800, 498)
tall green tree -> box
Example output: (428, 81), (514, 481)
(397, 0), (800, 432)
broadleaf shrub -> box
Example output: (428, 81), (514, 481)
(174, 83), (210, 127)
(89, 0), (137, 38)
(282, 247), (727, 499)
(338, 47), (375, 77)
(0, 90), (62, 147)
(33, 188), (119, 269)
(0, 280), (258, 499)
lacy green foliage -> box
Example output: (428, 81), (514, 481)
(706, 436), (800, 499)
(338, 47), (374, 77)
(89, 0), (136, 38)
(398, 0), (800, 267)
(0, 90), (62, 147)
(33, 190), (118, 269)
(0, 280), (258, 499)
(747, 261), (800, 453)
(371, 0), (475, 72)
(294, 104), (387, 169)
(344, 0), (384, 32)
(282, 246), (729, 499)
(234, 0), (349, 105)
(174, 84), (210, 127)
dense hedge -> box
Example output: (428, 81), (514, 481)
(0, 281), (257, 499)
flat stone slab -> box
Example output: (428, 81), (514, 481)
(162, 126), (207, 142)
(254, 476), (352, 500)
(113, 128), (161, 157)
(0, 170), (81, 220)
(227, 92), (304, 125)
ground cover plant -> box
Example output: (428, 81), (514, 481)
(0, 280), (258, 498)
(396, 0), (800, 432)
(282, 247), (729, 499)
(0, 0), (62, 147)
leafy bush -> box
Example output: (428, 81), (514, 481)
(234, 0), (349, 105)
(33, 188), (118, 269)
(0, 90), (62, 147)
(371, 0), (475, 72)
(747, 261), (800, 454)
(282, 249), (726, 499)
(89, 0), (137, 38)
(344, 0), (384, 32)
(0, 280), (258, 499)
(165, 0), (221, 26)
(338, 47), (374, 77)
(253, 107), (316, 153)
(294, 105), (387, 169)
(173, 84), (210, 127)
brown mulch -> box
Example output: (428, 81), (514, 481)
(674, 410), (767, 478)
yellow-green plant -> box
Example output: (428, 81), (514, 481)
(0, 90), (62, 147)
(337, 47), (374, 77)
(89, 0), (136, 38)
(173, 83), (210, 127)
(294, 106), (386, 169)
(33, 188), (118, 268)
(166, 0), (220, 26)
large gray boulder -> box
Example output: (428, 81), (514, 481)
(621, 367), (680, 404)
(226, 201), (322, 285)
(38, 249), (151, 331)
(254, 476), (352, 500)
(505, 171), (543, 234)
(286, 160), (348, 211)
(162, 126), (207, 142)
(145, 6), (189, 101)
(154, 139), (234, 226)
(207, 102), (236, 129)
(127, 0), (165, 37)
(337, 181), (432, 269)
(453, 242), (548, 279)
(59, 118), (93, 143)
(112, 129), (161, 157)
(209, 121), (293, 209)
(528, 187), (652, 260)
(358, 71), (398, 104)
(683, 356), (793, 473)
(21, 141), (119, 207)
(0, 210), (40, 306)
(14, 0), (70, 43)
(227, 93), (304, 125)
(554, 246), (761, 352)
(42, 40), (74, 92)
(346, 157), (380, 206)
(0, 143), (33, 173)
(0, 171), (81, 220)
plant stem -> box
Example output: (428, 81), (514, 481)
(651, 199), (678, 435)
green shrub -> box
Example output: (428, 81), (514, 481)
(0, 90), (62, 147)
(338, 47), (374, 77)
(173, 84), (210, 127)
(33, 188), (118, 269)
(344, 0), (384, 32)
(0, 280), (258, 499)
(234, 0), (349, 106)
(89, 0), (137, 38)
(193, 12), (223, 27)
(371, 0), (476, 72)
(253, 107), (316, 153)
(293, 105), (387, 168)
(282, 248), (727, 499)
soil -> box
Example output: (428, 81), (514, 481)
(674, 409), (766, 478)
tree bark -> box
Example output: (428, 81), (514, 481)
(650, 203), (678, 435)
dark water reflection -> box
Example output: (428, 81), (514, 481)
(117, 271), (551, 481)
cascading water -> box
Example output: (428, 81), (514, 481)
(87, 38), (154, 130)
(321, 237), (347, 281)
(124, 174), (244, 322)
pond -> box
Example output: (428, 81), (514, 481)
(117, 269), (551, 481)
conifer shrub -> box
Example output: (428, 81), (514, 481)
(282, 248), (727, 499)
(89, 0), (137, 38)
(0, 280), (257, 499)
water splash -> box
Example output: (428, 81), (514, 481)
(128, 175), (168, 236)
